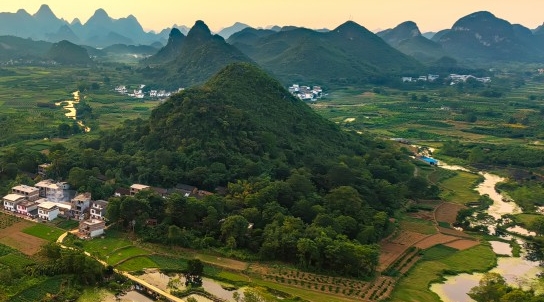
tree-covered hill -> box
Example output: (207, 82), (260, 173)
(46, 40), (92, 65)
(0, 35), (52, 60)
(103, 62), (381, 187)
(48, 63), (436, 277)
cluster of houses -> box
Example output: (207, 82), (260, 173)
(401, 74), (492, 85)
(114, 84), (184, 99)
(448, 74), (491, 85)
(119, 183), (214, 200)
(2, 164), (216, 239)
(288, 84), (323, 101)
(2, 180), (108, 238)
(401, 74), (440, 82)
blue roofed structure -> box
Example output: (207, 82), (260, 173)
(420, 156), (438, 165)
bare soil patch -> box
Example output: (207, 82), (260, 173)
(414, 233), (459, 250)
(444, 239), (480, 250)
(0, 220), (46, 255)
(438, 226), (473, 238)
(435, 202), (465, 224)
(379, 231), (430, 271)
(408, 211), (434, 221)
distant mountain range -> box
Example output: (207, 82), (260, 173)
(0, 5), (161, 47)
(0, 5), (321, 47)
(228, 21), (423, 85)
(2, 6), (544, 83)
(379, 11), (544, 64)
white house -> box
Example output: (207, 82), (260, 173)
(38, 202), (59, 221)
(3, 194), (25, 212)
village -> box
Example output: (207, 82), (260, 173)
(401, 73), (491, 84)
(1, 163), (212, 240)
(288, 84), (324, 101)
(114, 84), (185, 99)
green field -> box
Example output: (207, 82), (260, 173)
(439, 171), (483, 205)
(399, 216), (437, 235)
(115, 255), (158, 271)
(22, 224), (65, 241)
(106, 246), (151, 265)
(390, 244), (496, 302)
(77, 231), (134, 259)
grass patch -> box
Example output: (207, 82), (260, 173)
(399, 217), (437, 235)
(439, 171), (482, 205)
(437, 221), (451, 229)
(76, 288), (115, 302)
(512, 213), (542, 230)
(22, 224), (64, 241)
(79, 231), (133, 260)
(421, 245), (458, 261)
(116, 255), (158, 271)
(390, 244), (496, 302)
(55, 219), (80, 230)
(106, 246), (150, 265)
(149, 254), (188, 271)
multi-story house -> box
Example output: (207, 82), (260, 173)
(35, 180), (70, 202)
(3, 194), (25, 212)
(90, 200), (108, 220)
(38, 202), (59, 221)
(71, 192), (91, 220)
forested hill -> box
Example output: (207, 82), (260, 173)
(101, 62), (384, 188)
(63, 63), (436, 277)
(138, 20), (252, 88)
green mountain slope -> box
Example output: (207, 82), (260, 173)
(140, 21), (252, 88)
(99, 63), (416, 192)
(228, 21), (423, 86)
(46, 40), (92, 65)
(0, 36), (52, 60)
(143, 62), (362, 171)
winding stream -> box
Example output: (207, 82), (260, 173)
(55, 91), (91, 132)
(430, 159), (542, 301)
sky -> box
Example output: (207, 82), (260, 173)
(1, 1), (543, 33)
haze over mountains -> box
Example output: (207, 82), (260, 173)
(2, 5), (544, 87)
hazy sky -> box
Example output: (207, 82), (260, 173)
(2, 1), (543, 33)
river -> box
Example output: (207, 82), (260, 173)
(430, 158), (543, 301)
(55, 91), (91, 132)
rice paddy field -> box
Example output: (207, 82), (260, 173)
(0, 65), (161, 151)
(314, 78), (544, 147)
